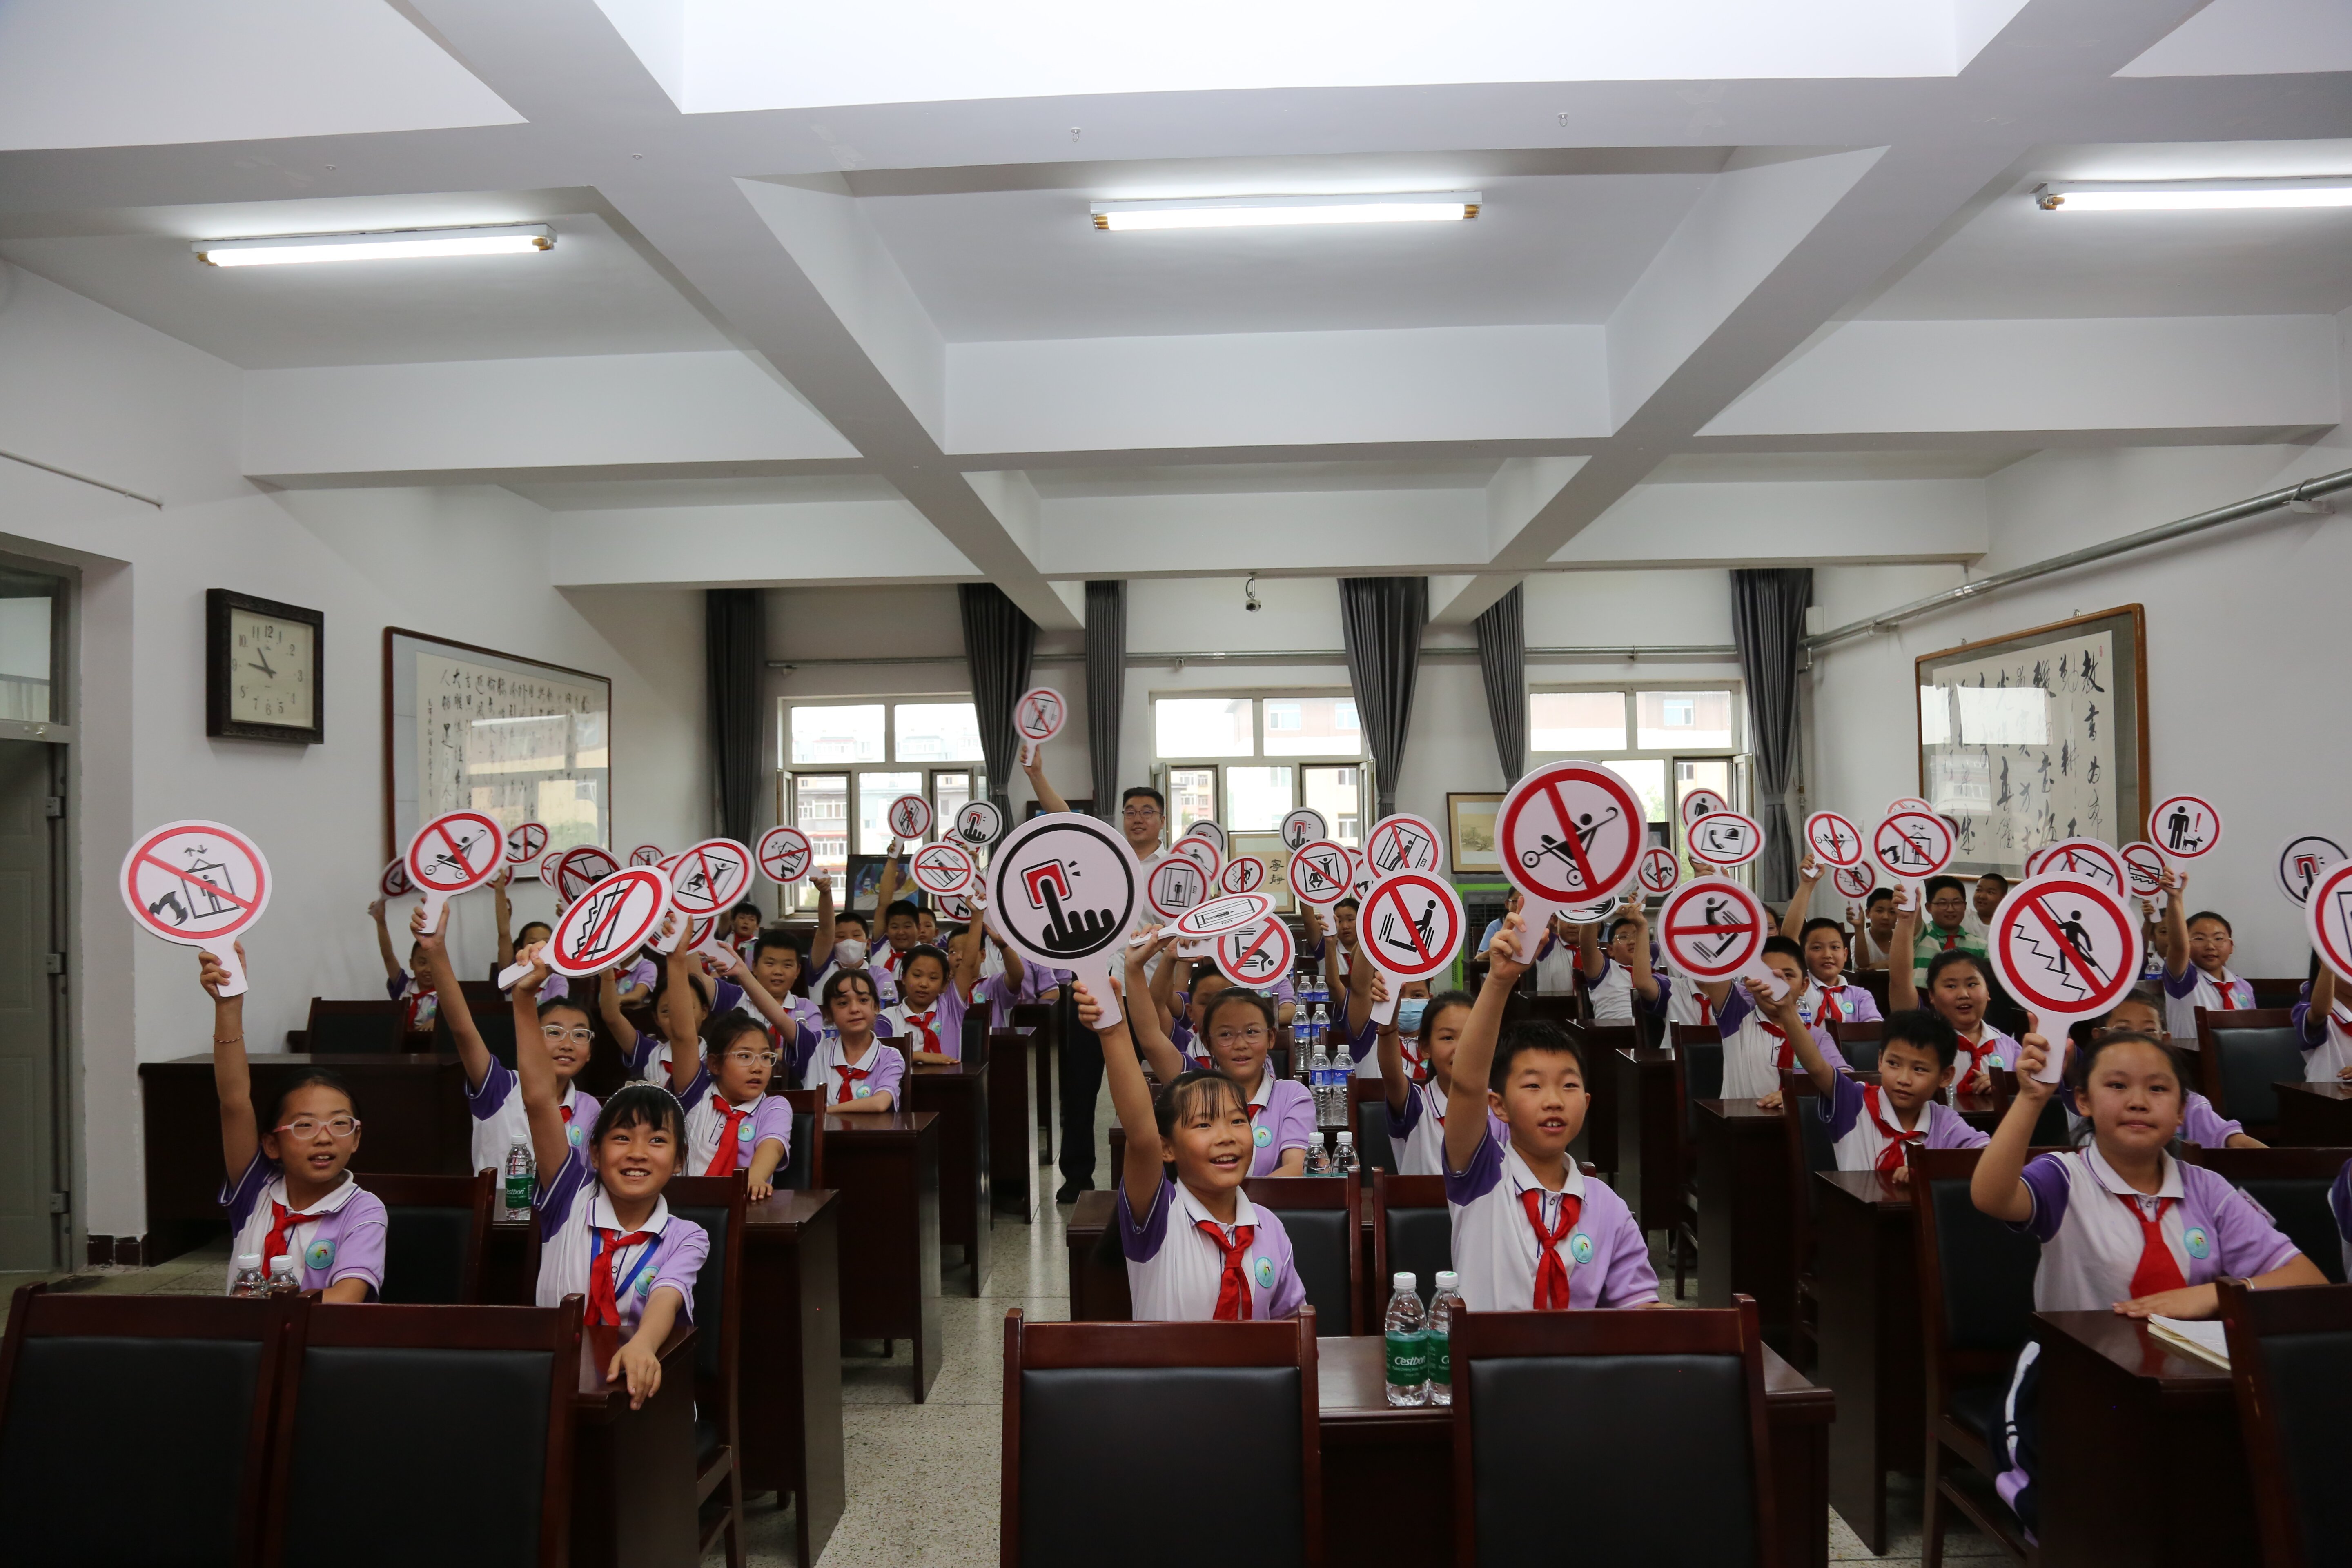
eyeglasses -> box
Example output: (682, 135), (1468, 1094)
(541, 1025), (595, 1044)
(1210, 1026), (1270, 1046)
(1123, 805), (1163, 820)
(722, 1050), (782, 1068)
(277, 1116), (361, 1141)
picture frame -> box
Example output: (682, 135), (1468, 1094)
(1448, 791), (1504, 875)
(206, 588), (324, 745)
(384, 627), (612, 867)
(1915, 604), (2149, 878)
(1227, 832), (1295, 914)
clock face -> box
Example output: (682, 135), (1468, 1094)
(227, 609), (315, 728)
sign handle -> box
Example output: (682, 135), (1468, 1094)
(418, 887), (451, 930)
(1513, 902), (1558, 966)
(2032, 1031), (2069, 1085)
(657, 911), (688, 954)
(1370, 964), (1401, 1025)
(209, 942), (249, 1000)
(1090, 959), (1124, 1029)
(496, 960), (532, 991)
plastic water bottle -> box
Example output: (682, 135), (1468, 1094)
(1427, 1271), (1462, 1406)
(265, 1255), (301, 1296)
(1310, 1002), (1330, 1058)
(230, 1253), (266, 1298)
(1304, 1138), (1333, 1176)
(504, 1137), (535, 1221)
(1384, 1272), (1430, 1406)
(1333, 1130), (1359, 1179)
(1308, 1038), (1333, 1126)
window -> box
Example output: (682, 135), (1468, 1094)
(1151, 692), (1370, 845)
(780, 697), (989, 907)
(1527, 685), (1745, 853)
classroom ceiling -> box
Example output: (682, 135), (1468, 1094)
(0, 0), (2345, 628)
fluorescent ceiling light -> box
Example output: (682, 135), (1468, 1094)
(2034, 178), (2352, 213)
(1090, 193), (1480, 232)
(192, 224), (554, 267)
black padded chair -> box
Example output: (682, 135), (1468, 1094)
(1245, 1173), (1363, 1334)
(1002, 1308), (1321, 1568)
(2218, 1278), (2352, 1568)
(1778, 1069), (1835, 1366)
(665, 1172), (751, 1568)
(303, 998), (401, 1054)
(1350, 1078), (1398, 1176)
(264, 1298), (581, 1568)
(2194, 1008), (2307, 1139)
(778, 1089), (825, 1189)
(1374, 1173), (1453, 1310)
(1833, 1020), (1884, 1074)
(0, 1286), (292, 1568)
(1909, 1145), (2046, 1565)
(1450, 1298), (1777, 1568)
(370, 1171), (494, 1305)
(2182, 1146), (2352, 1285)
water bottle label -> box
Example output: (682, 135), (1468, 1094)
(1385, 1330), (1428, 1385)
(1428, 1330), (1451, 1387)
(506, 1174), (532, 1210)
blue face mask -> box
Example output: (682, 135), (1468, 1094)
(1396, 998), (1428, 1034)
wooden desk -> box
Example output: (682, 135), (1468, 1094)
(986, 1027), (1043, 1221)
(737, 1190), (846, 1568)
(1317, 1334), (1833, 1568)
(1694, 1098), (1794, 1347)
(572, 1322), (700, 1568)
(2276, 1080), (2352, 1146)
(1066, 1189), (1127, 1322)
(138, 1051), (473, 1262)
(824, 1110), (943, 1400)
(1613, 1048), (1681, 1235)
(1810, 1169), (1922, 1556)
(2032, 1311), (2251, 1567)
(911, 1054), (992, 1293)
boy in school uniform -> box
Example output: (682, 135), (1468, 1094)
(723, 900), (764, 960)
(2158, 873), (2253, 1042)
(1693, 937), (1850, 1104)
(1853, 887), (1900, 970)
(883, 903), (1008, 1064)
(1574, 907), (1661, 1023)
(1442, 912), (1661, 1312)
(1372, 977), (1481, 1176)
(1970, 873), (2009, 940)
(2293, 958), (2352, 1081)
(1787, 1008), (1986, 1180)
(368, 896), (440, 1033)
(743, 930), (825, 1049)
(1777, 856), (1884, 1027)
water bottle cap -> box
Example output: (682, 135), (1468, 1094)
(1436, 1270), (1459, 1289)
(1393, 1271), (1417, 1292)
(236, 1253), (262, 1270)
(1336, 1131), (1353, 1144)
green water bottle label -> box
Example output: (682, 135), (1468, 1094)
(1427, 1329), (1451, 1387)
(1385, 1329), (1427, 1385)
(505, 1171), (532, 1211)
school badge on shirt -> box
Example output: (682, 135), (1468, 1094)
(2184, 1227), (2212, 1260)
(1252, 1126), (1272, 1147)
(1254, 1257), (1275, 1289)
(1568, 1233), (1594, 1266)
(738, 1120), (754, 1141)
(305, 1239), (336, 1272)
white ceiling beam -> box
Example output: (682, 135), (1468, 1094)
(548, 497), (976, 588)
(1556, 477), (1987, 565)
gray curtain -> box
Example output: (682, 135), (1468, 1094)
(1339, 577), (1428, 820)
(704, 588), (764, 844)
(959, 583), (1036, 819)
(1472, 584), (1526, 785)
(1085, 581), (1125, 820)
(1730, 568), (1813, 902)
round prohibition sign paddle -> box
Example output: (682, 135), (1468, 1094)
(1218, 855), (1268, 895)
(1636, 846), (1682, 899)
(122, 818), (272, 997)
(505, 821), (550, 873)
(1832, 862), (1877, 901)
(953, 801), (1003, 849)
(1014, 686), (1066, 763)
(1679, 788), (1730, 831)
(1887, 796), (1933, 817)
(1280, 807), (1328, 852)
(1359, 870), (1465, 1021)
(1214, 917), (1295, 990)
(2303, 861), (2352, 986)
(1349, 849), (1375, 901)
(886, 795), (933, 843)
(669, 838), (754, 918)
(1561, 892), (1623, 926)
(2149, 795), (2222, 859)
(1288, 840), (1351, 907)
(1147, 855), (1211, 920)
(1180, 820), (1228, 858)
(552, 845), (620, 906)
(909, 840), (976, 898)
(1989, 875), (2143, 1080)
(1172, 834), (1222, 881)
(1365, 812), (1445, 878)
(1173, 891), (1274, 941)
(379, 859), (414, 899)
(2120, 841), (2169, 904)
(2040, 837), (2123, 895)
(2276, 833), (2346, 911)
(406, 809), (504, 926)
(756, 826), (813, 888)
(628, 844), (665, 867)
(1871, 810), (1954, 886)
(1500, 761), (1648, 934)
(547, 866), (672, 979)
(1657, 876), (1769, 987)
(985, 812), (1142, 1023)
(1804, 811), (1864, 869)
(1688, 811), (1764, 869)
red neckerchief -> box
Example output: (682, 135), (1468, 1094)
(903, 1007), (940, 1054)
(1760, 1018), (1794, 1072)
(1695, 988), (1713, 1027)
(1861, 1085), (1924, 1175)
(1517, 1187), (1583, 1310)
(263, 1200), (318, 1275)
(1194, 1220), (1257, 1320)
(1940, 930), (1960, 951)
(559, 1104), (574, 1127)
(1815, 986), (1845, 1026)
(402, 989), (432, 1032)
(586, 1227), (653, 1327)
(831, 1063), (869, 1105)
(2116, 1193), (2187, 1296)
(704, 1095), (749, 1176)
(2207, 971), (2239, 1010)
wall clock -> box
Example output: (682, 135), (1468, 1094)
(207, 588), (323, 744)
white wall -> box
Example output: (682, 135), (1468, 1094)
(0, 264), (708, 1241)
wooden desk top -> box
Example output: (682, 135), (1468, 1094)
(911, 1060), (988, 1081)
(2036, 1310), (2234, 1397)
(494, 1189), (838, 1234)
(2278, 1080), (2352, 1104)
(1698, 1098), (1784, 1124)
(1615, 1048), (1675, 1067)
(1815, 1169), (1912, 1211)
(819, 1109), (938, 1138)
(575, 1320), (697, 1416)
(145, 1050), (459, 1069)
(1316, 1335), (1833, 1424)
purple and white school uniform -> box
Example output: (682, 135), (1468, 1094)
(534, 1148), (709, 1332)
(744, 991), (825, 1056)
(1654, 968), (1718, 1031)
(466, 1059), (600, 1175)
(1816, 1074), (1985, 1174)
(1583, 956), (1640, 1023)
(385, 971), (438, 1033)
(2056, 1083), (2245, 1147)
(885, 981), (977, 1061)
(1115, 1177), (1306, 1321)
(1444, 1122), (1657, 1313)
(1715, 987), (1846, 1100)
(1166, 1041), (1314, 1176)
(677, 1063), (793, 1176)
(795, 1031), (906, 1108)
(1385, 1080), (1510, 1177)
(2162, 964), (2253, 1045)
(222, 1156), (387, 1297)
(1951, 1022), (2020, 1087)
(2292, 988), (2352, 1082)
(1799, 980), (1881, 1030)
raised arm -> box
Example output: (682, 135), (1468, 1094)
(597, 965), (639, 1058)
(814, 875), (836, 958)
(492, 870), (517, 969)
(1773, 976), (1842, 1097)
(1148, 938), (1181, 1032)
(201, 944), (259, 1181)
(1079, 976), (1163, 1222)
(1345, 929), (1376, 1024)
(1023, 750), (1071, 816)
(1970, 1020), (2056, 1223)
(664, 943), (704, 1098)
(2161, 870), (2192, 981)
(722, 950), (800, 1046)
(1448, 915), (1528, 1174)
(1622, 906), (1660, 1001)
(1575, 920), (1604, 981)
(1125, 931), (1188, 1082)
(1889, 899), (1924, 1011)
(871, 840), (904, 919)
(413, 903), (494, 1093)
(1372, 971), (1410, 1116)
(951, 893), (987, 1004)
(368, 898), (401, 982)
(510, 946), (577, 1188)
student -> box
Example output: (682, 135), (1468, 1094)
(1081, 976), (1305, 1321)
(2069, 990), (2262, 1148)
(1373, 978), (1477, 1176)
(1127, 933), (1313, 1176)
(1912, 876), (1986, 971)
(490, 869), (555, 988)
(1852, 887), (1899, 970)
(2158, 873), (2252, 1042)
(723, 900), (765, 959)
(884, 912), (1000, 1064)
(2294, 954), (2352, 1081)
(412, 904), (601, 1175)
(1971, 872), (2010, 937)
(1780, 857), (1884, 1025)
(368, 896), (439, 1033)
(664, 959), (792, 1202)
(510, 947), (708, 1409)
(1575, 907), (1660, 1023)
(603, 945), (715, 1084)
(200, 943), (385, 1301)
(742, 930), (825, 1050)
(1441, 912), (1660, 1312)
(1891, 900), (2016, 1091)
(1970, 1025), (2322, 1531)
(1788, 1008), (1986, 1180)
(1690, 937), (1849, 1105)
(798, 969), (902, 1113)
(914, 906), (940, 948)
(1023, 753), (1172, 870)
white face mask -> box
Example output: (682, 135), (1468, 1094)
(834, 940), (867, 967)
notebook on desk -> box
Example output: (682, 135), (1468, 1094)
(2148, 1315), (2230, 1369)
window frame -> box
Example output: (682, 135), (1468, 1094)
(1149, 688), (1373, 841)
(1527, 681), (1754, 878)
(777, 695), (989, 909)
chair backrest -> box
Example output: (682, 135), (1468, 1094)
(368, 1171), (493, 1305)
(1243, 1173), (1362, 1334)
(1833, 1020), (1885, 1074)
(1672, 1028), (1724, 1152)
(1778, 1071), (1834, 1275)
(1374, 1173), (1452, 1308)
(303, 997), (400, 1054)
(1452, 1299), (1775, 1568)
(1855, 969), (1891, 1018)
(2218, 1278), (2352, 1568)
(1989, 1069), (2072, 1146)
(2181, 1147), (2352, 1285)
(2194, 1009), (2304, 1129)
(779, 1089), (824, 1190)
(0, 1287), (289, 1568)
(1350, 1078), (1397, 1175)
(663, 1172), (750, 1409)
(1909, 1146), (2047, 1411)
(2247, 976), (2307, 1010)
(267, 1299), (581, 1568)
(437, 1002), (518, 1069)
(1003, 1310), (1320, 1568)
